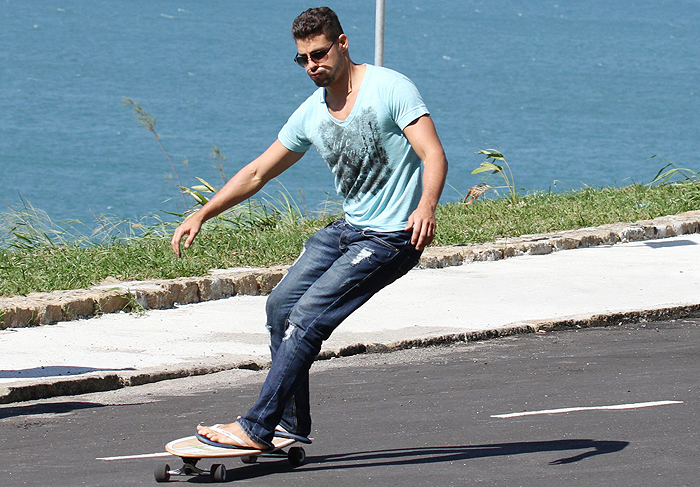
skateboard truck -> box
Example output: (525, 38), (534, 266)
(155, 458), (227, 482)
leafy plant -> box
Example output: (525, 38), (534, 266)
(470, 149), (518, 206)
(647, 157), (700, 206)
(179, 176), (305, 230)
(181, 177), (217, 208)
(648, 157), (699, 185)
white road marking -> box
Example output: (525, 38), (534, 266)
(96, 452), (171, 461)
(491, 400), (684, 419)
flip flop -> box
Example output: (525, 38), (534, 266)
(195, 424), (264, 450)
(274, 425), (313, 444)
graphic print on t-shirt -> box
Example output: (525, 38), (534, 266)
(319, 107), (391, 201)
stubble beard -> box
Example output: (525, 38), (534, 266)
(310, 58), (345, 88)
(311, 69), (336, 87)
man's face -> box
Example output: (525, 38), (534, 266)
(295, 34), (343, 87)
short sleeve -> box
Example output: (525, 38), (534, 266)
(387, 74), (430, 130)
(278, 101), (313, 153)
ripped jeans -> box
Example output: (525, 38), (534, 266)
(237, 219), (422, 447)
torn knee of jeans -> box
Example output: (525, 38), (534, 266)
(351, 247), (374, 266)
(283, 322), (297, 341)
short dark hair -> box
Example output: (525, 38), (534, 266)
(292, 7), (344, 41)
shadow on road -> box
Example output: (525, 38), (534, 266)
(0, 400), (149, 420)
(0, 365), (135, 379)
(644, 239), (698, 249)
(0, 401), (107, 420)
(221, 438), (629, 482)
(313, 439), (629, 466)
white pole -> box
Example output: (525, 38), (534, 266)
(374, 0), (385, 66)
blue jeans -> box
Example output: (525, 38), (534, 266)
(237, 219), (422, 447)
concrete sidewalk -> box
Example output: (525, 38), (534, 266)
(2, 223), (700, 404)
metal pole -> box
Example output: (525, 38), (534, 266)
(374, 0), (385, 66)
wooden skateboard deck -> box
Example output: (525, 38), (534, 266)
(156, 435), (309, 482)
(165, 435), (296, 458)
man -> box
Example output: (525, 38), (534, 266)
(171, 6), (447, 450)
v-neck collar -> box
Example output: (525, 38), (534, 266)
(323, 64), (371, 125)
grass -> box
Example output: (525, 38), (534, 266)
(1, 182), (699, 298)
(434, 182), (699, 245)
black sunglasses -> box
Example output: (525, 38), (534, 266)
(294, 39), (337, 67)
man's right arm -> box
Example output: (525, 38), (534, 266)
(171, 139), (304, 257)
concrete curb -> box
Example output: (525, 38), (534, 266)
(0, 267), (287, 330)
(417, 209), (700, 268)
(2, 302), (699, 404)
(0, 361), (266, 405)
(2, 210), (699, 330)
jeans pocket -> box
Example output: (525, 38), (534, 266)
(362, 230), (412, 253)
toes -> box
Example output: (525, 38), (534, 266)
(195, 422), (267, 450)
(196, 425), (221, 441)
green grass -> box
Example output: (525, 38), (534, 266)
(435, 182), (699, 246)
(1, 182), (698, 298)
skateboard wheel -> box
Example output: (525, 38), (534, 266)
(210, 463), (227, 482)
(154, 463), (170, 482)
(241, 455), (258, 464)
(288, 446), (306, 467)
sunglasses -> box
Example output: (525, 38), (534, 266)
(294, 39), (337, 67)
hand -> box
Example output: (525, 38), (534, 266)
(404, 205), (436, 251)
(171, 216), (203, 258)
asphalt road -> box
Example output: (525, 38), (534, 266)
(1, 318), (698, 487)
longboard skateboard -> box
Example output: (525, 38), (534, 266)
(155, 435), (309, 482)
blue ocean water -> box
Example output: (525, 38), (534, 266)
(2, 0), (699, 224)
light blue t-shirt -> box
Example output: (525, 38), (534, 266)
(278, 65), (429, 232)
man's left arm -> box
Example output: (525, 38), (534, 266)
(403, 114), (448, 251)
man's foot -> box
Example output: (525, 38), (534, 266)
(196, 422), (268, 450)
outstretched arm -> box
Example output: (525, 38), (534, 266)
(402, 114), (448, 251)
(171, 140), (304, 257)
